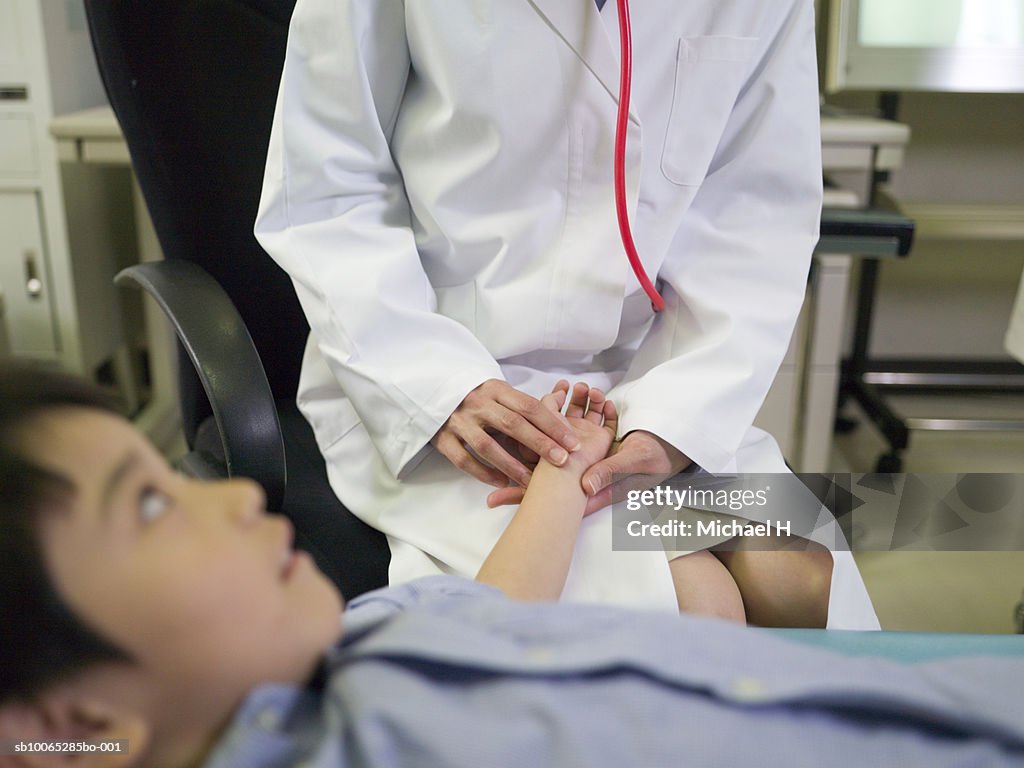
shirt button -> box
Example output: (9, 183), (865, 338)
(255, 707), (282, 732)
(730, 677), (768, 701)
(526, 647), (555, 664)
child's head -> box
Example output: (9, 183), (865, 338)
(0, 364), (343, 767)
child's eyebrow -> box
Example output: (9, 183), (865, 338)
(100, 450), (142, 521)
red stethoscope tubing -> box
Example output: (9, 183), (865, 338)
(613, 0), (665, 312)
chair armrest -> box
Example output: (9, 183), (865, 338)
(116, 261), (286, 509)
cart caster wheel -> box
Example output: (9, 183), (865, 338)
(875, 453), (903, 473)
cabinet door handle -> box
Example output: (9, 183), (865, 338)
(24, 252), (43, 299)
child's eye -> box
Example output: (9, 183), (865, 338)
(139, 487), (172, 524)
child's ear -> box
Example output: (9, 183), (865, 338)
(0, 693), (149, 768)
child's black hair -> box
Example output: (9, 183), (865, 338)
(0, 363), (133, 703)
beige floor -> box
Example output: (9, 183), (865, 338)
(832, 393), (1024, 634)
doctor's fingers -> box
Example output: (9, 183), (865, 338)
(527, 381), (571, 465)
(581, 432), (686, 497)
(432, 427), (510, 488)
(580, 470), (661, 517)
(440, 410), (552, 488)
(486, 484), (526, 509)
(509, 386), (569, 469)
(459, 382), (581, 467)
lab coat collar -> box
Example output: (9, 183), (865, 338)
(526, 0), (641, 126)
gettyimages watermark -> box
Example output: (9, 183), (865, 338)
(611, 472), (1024, 552)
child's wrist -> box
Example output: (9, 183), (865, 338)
(542, 452), (591, 478)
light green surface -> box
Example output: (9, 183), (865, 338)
(770, 626), (1024, 661)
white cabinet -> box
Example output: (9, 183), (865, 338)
(0, 190), (53, 354)
(0, 0), (129, 380)
(0, 0), (29, 86)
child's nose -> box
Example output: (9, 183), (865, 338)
(224, 477), (267, 526)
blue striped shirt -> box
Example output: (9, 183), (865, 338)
(203, 576), (1024, 768)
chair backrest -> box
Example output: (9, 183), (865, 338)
(84, 0), (303, 440)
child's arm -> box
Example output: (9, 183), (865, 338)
(476, 383), (617, 601)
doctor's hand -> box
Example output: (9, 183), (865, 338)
(487, 428), (691, 514)
(431, 379), (581, 489)
(580, 431), (692, 516)
(486, 382), (618, 509)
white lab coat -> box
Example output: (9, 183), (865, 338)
(257, 0), (879, 628)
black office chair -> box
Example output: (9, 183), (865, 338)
(83, 0), (389, 598)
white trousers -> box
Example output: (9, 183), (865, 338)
(323, 419), (880, 630)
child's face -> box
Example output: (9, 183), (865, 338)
(22, 407), (344, 705)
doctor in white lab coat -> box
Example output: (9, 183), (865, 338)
(256, 0), (879, 628)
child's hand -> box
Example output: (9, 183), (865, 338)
(486, 381), (617, 508)
(540, 382), (617, 472)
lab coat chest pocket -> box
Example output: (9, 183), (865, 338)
(661, 36), (758, 187)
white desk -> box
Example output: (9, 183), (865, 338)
(49, 107), (909, 470)
(807, 116), (910, 470)
(50, 106), (180, 451)
(820, 115), (909, 173)
(757, 115), (910, 472)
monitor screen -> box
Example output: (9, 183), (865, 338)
(826, 0), (1024, 93)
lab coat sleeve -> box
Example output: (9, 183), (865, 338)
(616, 0), (822, 473)
(255, 0), (503, 479)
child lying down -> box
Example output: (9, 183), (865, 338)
(1, 364), (1023, 768)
